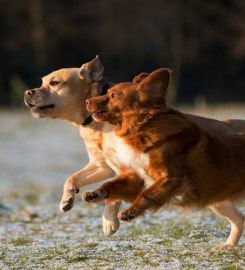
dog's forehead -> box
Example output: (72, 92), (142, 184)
(42, 68), (79, 83)
(109, 82), (133, 93)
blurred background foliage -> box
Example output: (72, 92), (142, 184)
(0, 0), (244, 106)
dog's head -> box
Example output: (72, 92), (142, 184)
(24, 55), (105, 124)
(86, 68), (171, 125)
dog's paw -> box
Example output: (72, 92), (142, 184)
(118, 209), (136, 222)
(103, 215), (120, 237)
(60, 196), (74, 212)
(82, 189), (107, 203)
(215, 242), (235, 249)
(60, 188), (79, 212)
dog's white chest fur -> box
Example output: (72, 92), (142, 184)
(115, 137), (155, 187)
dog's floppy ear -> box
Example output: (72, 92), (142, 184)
(138, 68), (171, 99)
(132, 72), (149, 83)
(80, 55), (104, 81)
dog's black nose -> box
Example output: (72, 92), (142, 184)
(25, 89), (35, 96)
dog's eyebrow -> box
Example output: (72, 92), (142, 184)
(42, 76), (49, 84)
(48, 76), (61, 83)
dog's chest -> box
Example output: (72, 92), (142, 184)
(100, 124), (122, 173)
(80, 123), (120, 173)
(80, 123), (155, 187)
(115, 137), (155, 187)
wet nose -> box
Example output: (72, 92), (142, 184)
(86, 98), (93, 106)
(25, 89), (35, 96)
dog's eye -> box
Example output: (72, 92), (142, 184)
(111, 93), (117, 99)
(50, 80), (60, 86)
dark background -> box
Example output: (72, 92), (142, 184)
(0, 0), (244, 106)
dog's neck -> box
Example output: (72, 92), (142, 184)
(115, 108), (196, 152)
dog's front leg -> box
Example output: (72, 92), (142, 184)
(83, 172), (144, 204)
(119, 177), (182, 221)
(60, 162), (115, 212)
(83, 171), (144, 236)
(103, 202), (121, 236)
(60, 162), (121, 236)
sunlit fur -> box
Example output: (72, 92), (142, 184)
(24, 58), (245, 239)
(85, 68), (245, 247)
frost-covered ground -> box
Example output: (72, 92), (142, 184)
(1, 107), (245, 270)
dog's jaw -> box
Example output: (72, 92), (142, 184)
(24, 100), (54, 118)
(91, 112), (108, 122)
(26, 103), (56, 118)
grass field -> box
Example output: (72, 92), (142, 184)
(1, 106), (245, 270)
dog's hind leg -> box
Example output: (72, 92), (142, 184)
(210, 200), (245, 248)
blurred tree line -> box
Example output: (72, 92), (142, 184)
(0, 0), (244, 106)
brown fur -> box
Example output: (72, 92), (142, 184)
(83, 167), (144, 205)
(84, 68), (245, 247)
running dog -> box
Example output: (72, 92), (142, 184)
(84, 68), (245, 248)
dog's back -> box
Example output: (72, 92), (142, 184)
(183, 130), (245, 208)
(224, 119), (245, 134)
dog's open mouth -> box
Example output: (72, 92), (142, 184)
(92, 111), (108, 122)
(27, 102), (55, 110)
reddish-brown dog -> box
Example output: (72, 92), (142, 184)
(84, 68), (245, 248)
